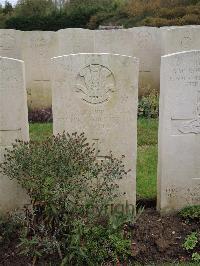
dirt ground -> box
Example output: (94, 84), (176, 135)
(131, 208), (199, 264)
(0, 207), (199, 266)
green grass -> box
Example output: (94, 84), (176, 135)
(137, 145), (157, 199)
(137, 118), (158, 146)
(29, 123), (53, 142)
(29, 118), (158, 200)
(137, 118), (158, 199)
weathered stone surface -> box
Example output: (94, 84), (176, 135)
(0, 57), (29, 213)
(0, 29), (22, 59)
(161, 26), (200, 55)
(57, 27), (161, 96)
(158, 51), (200, 213)
(0, 27), (161, 109)
(52, 53), (139, 208)
(57, 28), (94, 55)
(129, 27), (161, 96)
(94, 27), (161, 95)
(22, 31), (57, 110)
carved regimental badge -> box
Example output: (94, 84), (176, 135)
(75, 64), (115, 104)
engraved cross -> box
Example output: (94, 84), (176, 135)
(93, 138), (110, 161)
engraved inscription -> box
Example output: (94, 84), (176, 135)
(137, 31), (152, 48)
(179, 91), (200, 134)
(165, 184), (200, 204)
(170, 65), (200, 134)
(75, 64), (115, 104)
(30, 36), (48, 56)
(180, 31), (192, 49)
(0, 62), (20, 88)
(57, 111), (131, 131)
(169, 67), (200, 82)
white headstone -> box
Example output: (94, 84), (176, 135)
(52, 53), (139, 209)
(22, 31), (57, 110)
(57, 28), (94, 55)
(0, 29), (22, 59)
(0, 57), (29, 213)
(161, 26), (200, 55)
(158, 50), (200, 213)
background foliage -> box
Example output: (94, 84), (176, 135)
(1, 0), (200, 30)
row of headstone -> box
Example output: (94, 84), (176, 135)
(0, 28), (160, 109)
(0, 51), (200, 214)
(3, 26), (199, 110)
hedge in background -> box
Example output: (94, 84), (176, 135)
(1, 0), (200, 30)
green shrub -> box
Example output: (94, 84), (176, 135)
(158, 7), (187, 19)
(87, 11), (117, 29)
(138, 89), (159, 118)
(180, 13), (200, 24)
(179, 205), (200, 220)
(0, 133), (133, 265)
(183, 231), (200, 262)
(6, 0), (121, 30)
(186, 5), (200, 15)
(183, 232), (199, 251)
(4, 0), (200, 30)
(15, 0), (54, 17)
(192, 252), (200, 262)
(141, 15), (186, 26)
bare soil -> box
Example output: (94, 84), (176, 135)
(0, 207), (199, 266)
(131, 208), (199, 264)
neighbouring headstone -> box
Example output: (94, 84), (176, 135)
(0, 27), (162, 110)
(57, 28), (94, 55)
(158, 50), (200, 213)
(0, 29), (22, 59)
(52, 53), (139, 209)
(93, 27), (161, 96)
(22, 31), (57, 110)
(0, 57), (29, 213)
(161, 26), (200, 55)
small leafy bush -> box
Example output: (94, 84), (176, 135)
(183, 232), (200, 262)
(0, 133), (133, 265)
(138, 89), (159, 118)
(192, 252), (200, 262)
(180, 205), (200, 220)
(183, 232), (199, 251)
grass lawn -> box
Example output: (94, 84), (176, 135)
(29, 122), (53, 142)
(137, 118), (158, 200)
(29, 118), (158, 200)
